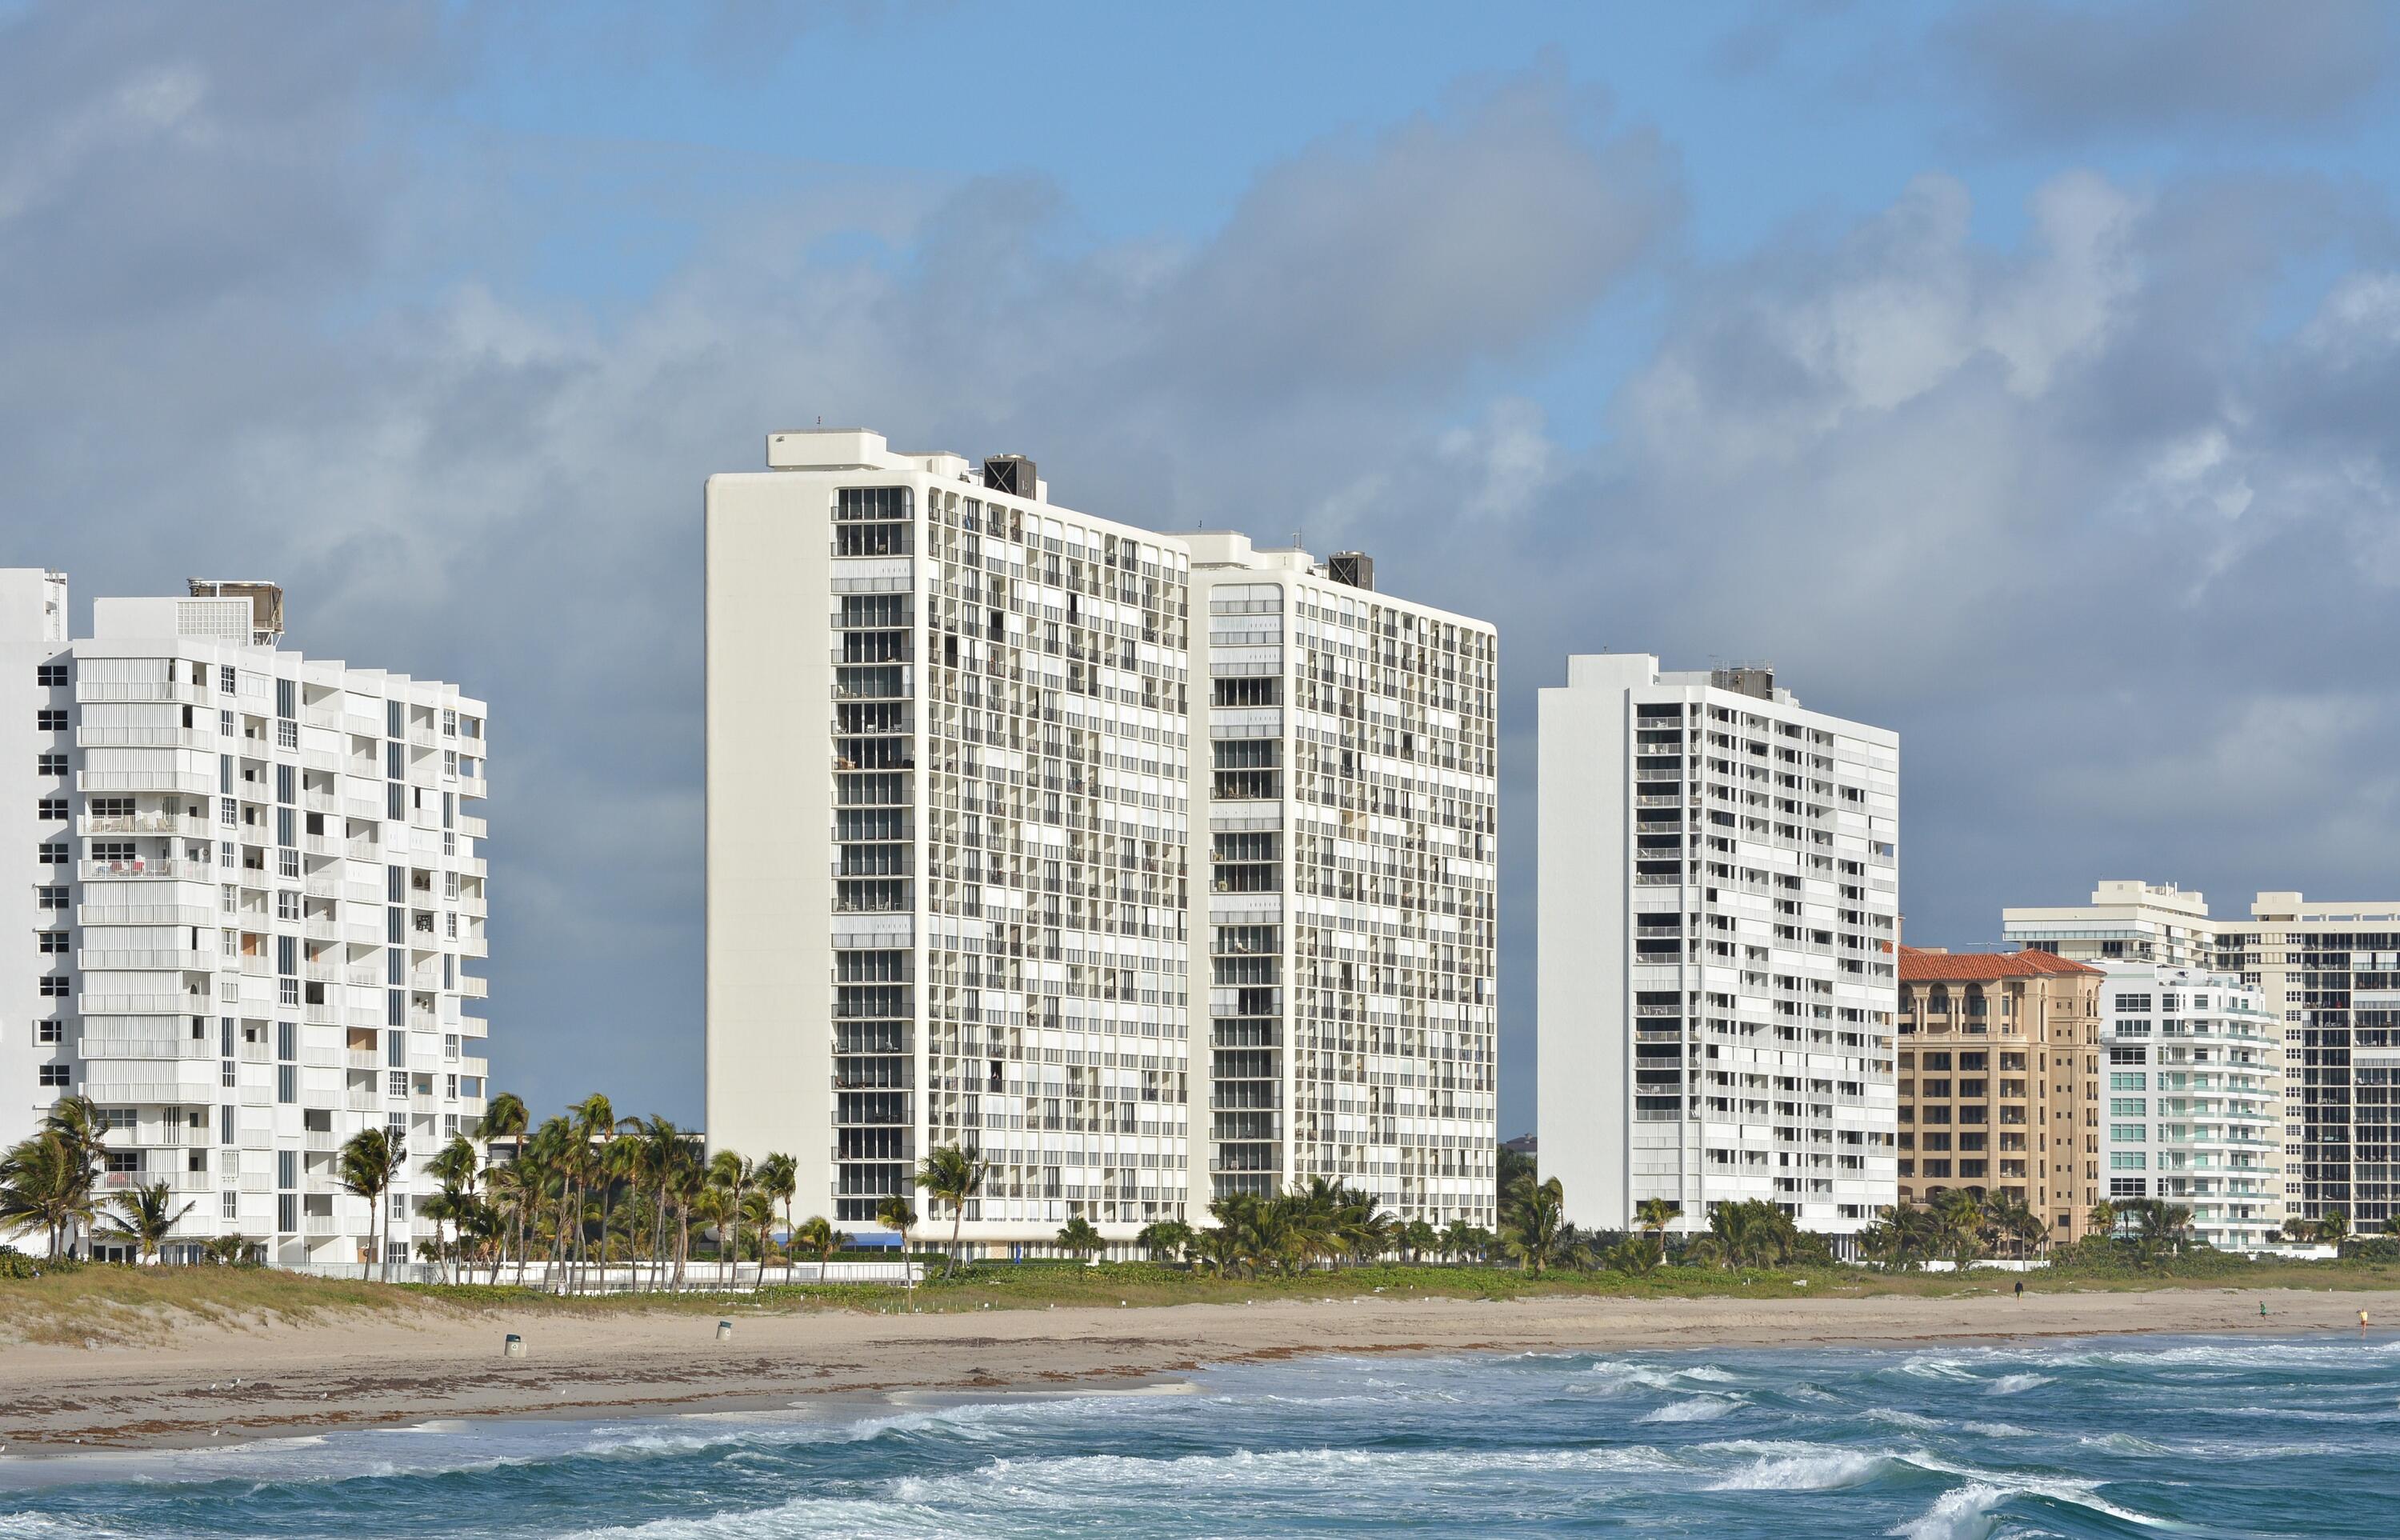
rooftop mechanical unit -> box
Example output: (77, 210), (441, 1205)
(982, 454), (1037, 498)
(1326, 551), (1375, 591)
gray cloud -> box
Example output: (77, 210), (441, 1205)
(8, 2), (2400, 1142)
(1938, 0), (2398, 137)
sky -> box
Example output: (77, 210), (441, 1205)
(6, 0), (2400, 1138)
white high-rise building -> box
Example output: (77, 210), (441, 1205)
(1178, 533), (1498, 1229)
(2006, 881), (2400, 1235)
(2, 570), (490, 1266)
(705, 430), (1502, 1250)
(1538, 654), (1898, 1235)
(708, 432), (1198, 1246)
(2093, 962), (2283, 1250)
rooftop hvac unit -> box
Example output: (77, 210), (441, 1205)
(982, 454), (1037, 498)
(1327, 551), (1374, 591)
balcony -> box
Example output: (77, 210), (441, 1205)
(77, 726), (215, 750)
(76, 1037), (213, 1062)
(79, 948), (213, 973)
(80, 858), (215, 883)
(79, 768), (214, 796)
(304, 1215), (342, 1237)
(79, 992), (205, 1017)
(80, 813), (214, 840)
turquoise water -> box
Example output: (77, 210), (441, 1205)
(3, 1334), (2396, 1537)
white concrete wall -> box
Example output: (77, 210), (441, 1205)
(1538, 654), (1636, 1228)
(702, 471), (840, 1172)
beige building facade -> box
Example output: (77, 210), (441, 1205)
(1896, 947), (2102, 1245)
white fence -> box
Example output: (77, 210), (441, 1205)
(273, 1258), (923, 1290)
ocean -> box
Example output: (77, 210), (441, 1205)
(2, 1334), (2394, 1538)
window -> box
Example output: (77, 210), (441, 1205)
(38, 975), (69, 998)
(37, 841), (67, 864)
(36, 709), (66, 730)
(36, 753), (68, 775)
(37, 930), (66, 954)
(36, 663), (67, 686)
(38, 1064), (70, 1087)
(36, 1021), (62, 1043)
(38, 886), (67, 910)
(36, 796), (67, 820)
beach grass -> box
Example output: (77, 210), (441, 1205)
(8, 1254), (2398, 1346)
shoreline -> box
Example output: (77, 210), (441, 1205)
(4, 1286), (2393, 1457)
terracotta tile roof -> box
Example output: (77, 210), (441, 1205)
(1898, 946), (2102, 982)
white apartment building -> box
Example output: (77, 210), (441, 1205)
(706, 430), (1502, 1249)
(1177, 533), (1498, 1229)
(1538, 655), (1898, 1235)
(2006, 882), (2398, 1236)
(2, 570), (490, 1266)
(2095, 962), (2283, 1250)
(708, 431), (1198, 1247)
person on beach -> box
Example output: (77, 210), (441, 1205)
(2014, 1280), (2024, 1301)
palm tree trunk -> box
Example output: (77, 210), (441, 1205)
(949, 1205), (965, 1279)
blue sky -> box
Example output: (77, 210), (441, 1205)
(7, 0), (2400, 1138)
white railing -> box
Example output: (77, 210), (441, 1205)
(81, 858), (215, 882)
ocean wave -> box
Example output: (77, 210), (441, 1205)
(1639, 1394), (1743, 1423)
(1984, 1374), (2052, 1396)
(1707, 1445), (1900, 1491)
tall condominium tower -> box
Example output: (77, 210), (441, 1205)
(1538, 654), (1898, 1235)
(706, 430), (1502, 1250)
(2006, 881), (2399, 1235)
(708, 431), (1198, 1244)
(1178, 533), (1499, 1230)
(2, 570), (491, 1266)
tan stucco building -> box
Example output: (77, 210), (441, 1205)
(1896, 947), (2104, 1244)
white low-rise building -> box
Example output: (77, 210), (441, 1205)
(2095, 963), (2284, 1250)
(2, 570), (490, 1266)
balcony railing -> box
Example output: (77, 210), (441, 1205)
(80, 858), (215, 882)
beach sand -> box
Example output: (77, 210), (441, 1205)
(4, 1286), (2391, 1451)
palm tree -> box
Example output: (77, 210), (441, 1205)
(738, 1188), (779, 1274)
(794, 1214), (845, 1274)
(1930, 1188), (1986, 1268)
(567, 1094), (616, 1290)
(1192, 1225), (1244, 1277)
(707, 1150), (754, 1286)
(876, 1194), (920, 1294)
(476, 1092), (530, 1278)
(1635, 1197), (1677, 1248)
(1, 1098), (110, 1260)
(1136, 1218), (1196, 1264)
(338, 1126), (407, 1283)
(0, 1132), (83, 1261)
(1398, 1218), (1438, 1263)
(203, 1234), (261, 1266)
(2280, 1214), (2317, 1244)
(2316, 1209), (2350, 1247)
(2086, 1198), (2119, 1242)
(913, 1144), (990, 1278)
(638, 1117), (690, 1290)
(1502, 1177), (1566, 1275)
(1981, 1190), (2043, 1260)
(758, 1152), (798, 1282)
(103, 1180), (194, 1264)
(1438, 1218), (1485, 1263)
(424, 1134), (481, 1286)
(1056, 1215), (1104, 1259)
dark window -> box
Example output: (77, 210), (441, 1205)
(36, 753), (68, 775)
(35, 663), (67, 686)
(39, 1064), (70, 1086)
(35, 710), (67, 731)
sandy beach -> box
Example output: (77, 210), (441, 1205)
(4, 1285), (2392, 1452)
